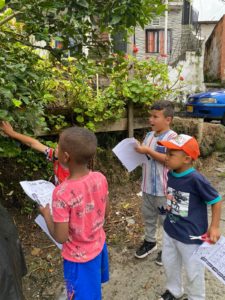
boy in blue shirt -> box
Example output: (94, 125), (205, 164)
(158, 134), (222, 300)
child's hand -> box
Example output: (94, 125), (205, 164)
(0, 121), (14, 136)
(39, 204), (51, 219)
(207, 226), (221, 244)
(39, 204), (55, 239)
(135, 144), (149, 154)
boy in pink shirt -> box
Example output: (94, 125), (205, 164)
(40, 126), (109, 300)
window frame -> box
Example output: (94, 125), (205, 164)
(145, 29), (172, 54)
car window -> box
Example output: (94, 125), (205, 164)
(188, 97), (195, 103)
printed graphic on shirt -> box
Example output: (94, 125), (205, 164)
(166, 187), (190, 218)
(155, 145), (167, 154)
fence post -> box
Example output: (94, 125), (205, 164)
(128, 101), (134, 137)
(197, 118), (204, 144)
(127, 32), (135, 137)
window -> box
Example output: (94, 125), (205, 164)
(53, 38), (81, 57)
(146, 29), (172, 54)
(55, 40), (63, 49)
(182, 0), (191, 25)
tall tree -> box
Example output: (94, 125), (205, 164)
(0, 0), (167, 138)
(1, 0), (165, 59)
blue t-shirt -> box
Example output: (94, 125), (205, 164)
(164, 168), (222, 244)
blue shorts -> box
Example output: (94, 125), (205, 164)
(63, 243), (109, 300)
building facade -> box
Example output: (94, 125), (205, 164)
(135, 1), (183, 63)
(204, 15), (225, 83)
(125, 1), (200, 65)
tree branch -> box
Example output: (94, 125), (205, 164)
(8, 36), (63, 61)
(0, 11), (22, 27)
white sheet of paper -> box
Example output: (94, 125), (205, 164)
(20, 180), (55, 207)
(193, 235), (225, 285)
(112, 138), (148, 172)
(35, 214), (62, 249)
(136, 191), (143, 197)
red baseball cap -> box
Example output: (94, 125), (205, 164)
(158, 134), (200, 160)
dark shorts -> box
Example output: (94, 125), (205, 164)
(63, 243), (109, 300)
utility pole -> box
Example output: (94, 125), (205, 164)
(164, 0), (168, 64)
(127, 32), (135, 138)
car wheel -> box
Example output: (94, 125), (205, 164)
(221, 114), (225, 126)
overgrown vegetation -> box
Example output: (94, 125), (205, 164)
(0, 1), (183, 212)
(0, 2), (183, 153)
(43, 55), (176, 131)
(0, 5), (184, 158)
(3, 0), (166, 59)
(0, 9), (50, 132)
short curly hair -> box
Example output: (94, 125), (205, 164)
(150, 100), (174, 118)
(59, 126), (97, 164)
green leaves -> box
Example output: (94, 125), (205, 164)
(76, 115), (84, 123)
(0, 138), (21, 157)
(0, 1), (170, 139)
(0, 10), (51, 134)
(12, 99), (22, 107)
(42, 54), (174, 131)
(0, 0), (5, 10)
(0, 1), (170, 164)
(107, 0), (166, 31)
(2, 0), (165, 59)
(77, 0), (89, 8)
(110, 15), (122, 25)
(0, 88), (13, 99)
(0, 109), (8, 119)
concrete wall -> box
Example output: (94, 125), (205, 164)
(169, 51), (205, 102)
(204, 15), (225, 83)
(199, 22), (217, 62)
(134, 4), (183, 63)
(200, 23), (217, 43)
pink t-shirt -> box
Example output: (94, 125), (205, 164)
(52, 171), (108, 263)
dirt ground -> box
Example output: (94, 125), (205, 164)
(11, 153), (225, 300)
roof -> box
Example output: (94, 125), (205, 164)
(198, 20), (218, 24)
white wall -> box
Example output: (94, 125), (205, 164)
(200, 23), (216, 42)
(168, 51), (205, 102)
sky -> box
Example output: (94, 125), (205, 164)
(192, 0), (225, 21)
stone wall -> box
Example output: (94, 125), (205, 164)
(172, 117), (225, 157)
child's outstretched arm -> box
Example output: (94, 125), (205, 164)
(39, 204), (69, 244)
(208, 200), (222, 243)
(0, 121), (47, 153)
